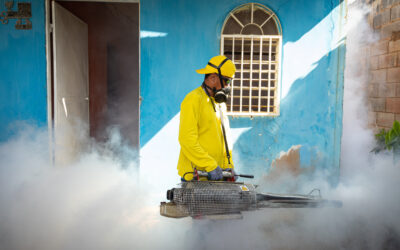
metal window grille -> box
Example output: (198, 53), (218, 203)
(221, 3), (282, 116)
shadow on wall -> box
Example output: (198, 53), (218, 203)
(232, 45), (345, 183)
(139, 0), (343, 147)
(271, 0), (344, 43)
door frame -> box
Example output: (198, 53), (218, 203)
(45, 0), (141, 164)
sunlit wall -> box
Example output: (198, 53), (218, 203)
(0, 0), (346, 184)
(140, 0), (346, 183)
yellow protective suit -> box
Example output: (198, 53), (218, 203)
(177, 86), (234, 181)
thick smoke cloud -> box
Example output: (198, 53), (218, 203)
(0, 124), (190, 250)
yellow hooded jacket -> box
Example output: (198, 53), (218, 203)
(177, 86), (233, 181)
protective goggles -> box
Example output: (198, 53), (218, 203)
(221, 76), (232, 86)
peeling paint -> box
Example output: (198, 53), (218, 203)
(271, 145), (302, 175)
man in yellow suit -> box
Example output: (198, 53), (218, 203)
(177, 55), (236, 181)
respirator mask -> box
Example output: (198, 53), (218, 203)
(207, 58), (232, 103)
(213, 76), (231, 103)
(203, 76), (231, 103)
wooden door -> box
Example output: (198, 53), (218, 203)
(52, 2), (89, 165)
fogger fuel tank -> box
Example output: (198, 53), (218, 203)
(160, 181), (342, 219)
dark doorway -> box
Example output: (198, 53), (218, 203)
(57, 1), (140, 150)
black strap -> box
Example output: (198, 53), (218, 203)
(202, 82), (216, 112)
(208, 57), (229, 90)
(208, 57), (229, 77)
(221, 120), (231, 164)
(202, 82), (231, 164)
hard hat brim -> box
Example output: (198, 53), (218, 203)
(196, 67), (218, 75)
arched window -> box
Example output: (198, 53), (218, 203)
(221, 3), (282, 116)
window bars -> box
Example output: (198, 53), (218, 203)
(221, 3), (282, 116)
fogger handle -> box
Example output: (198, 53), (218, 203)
(237, 174), (254, 179)
(197, 170), (254, 179)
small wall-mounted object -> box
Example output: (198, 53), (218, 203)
(0, 1), (32, 30)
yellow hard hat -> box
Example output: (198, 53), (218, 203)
(196, 55), (236, 78)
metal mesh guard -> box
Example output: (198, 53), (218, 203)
(172, 182), (257, 216)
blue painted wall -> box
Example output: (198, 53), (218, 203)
(0, 0), (47, 141)
(233, 45), (345, 179)
(140, 0), (346, 181)
(0, 0), (345, 182)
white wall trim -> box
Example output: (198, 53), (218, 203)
(45, 0), (54, 165)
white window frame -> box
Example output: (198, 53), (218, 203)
(220, 3), (282, 117)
